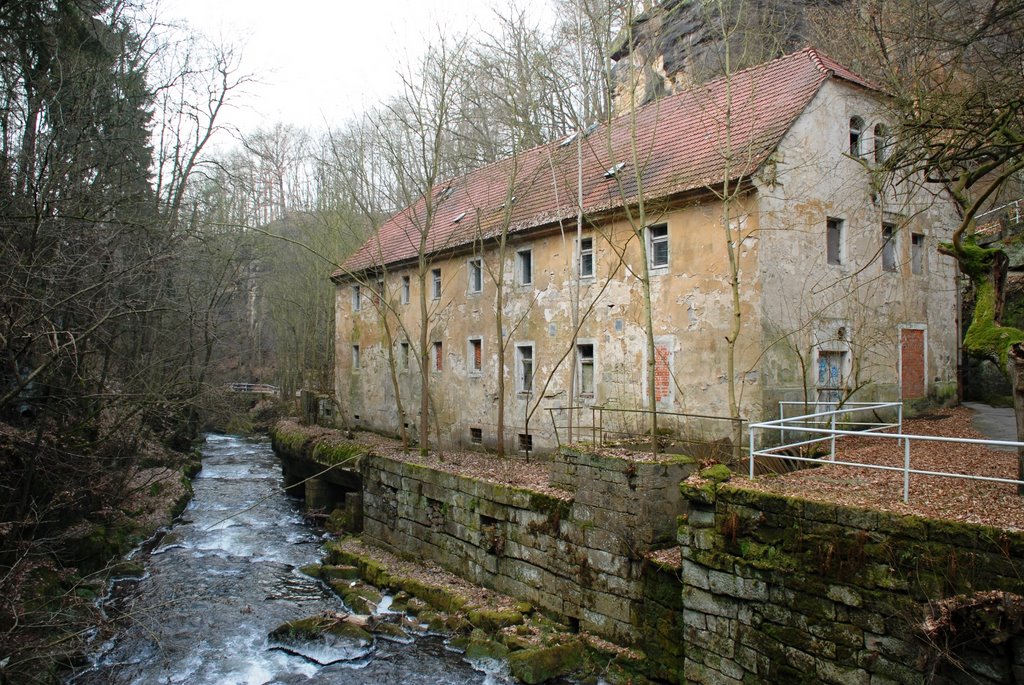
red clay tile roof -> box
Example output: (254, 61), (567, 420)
(336, 47), (877, 277)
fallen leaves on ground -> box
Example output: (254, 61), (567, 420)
(352, 431), (572, 499)
(740, 406), (1024, 531)
(336, 537), (520, 612)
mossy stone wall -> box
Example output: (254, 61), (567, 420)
(680, 481), (1024, 684)
(362, 450), (695, 645)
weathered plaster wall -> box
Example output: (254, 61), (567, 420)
(756, 79), (960, 414)
(680, 480), (1024, 684)
(361, 447), (696, 643)
(335, 196), (765, 453)
(334, 83), (960, 453)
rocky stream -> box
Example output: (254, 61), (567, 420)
(67, 434), (517, 685)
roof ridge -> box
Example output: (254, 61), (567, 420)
(337, 47), (869, 276)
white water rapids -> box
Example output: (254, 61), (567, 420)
(67, 434), (517, 685)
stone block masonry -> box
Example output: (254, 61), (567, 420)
(362, 448), (696, 644)
(272, 422), (1024, 683)
(680, 480), (1024, 684)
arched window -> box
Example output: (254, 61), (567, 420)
(849, 116), (864, 157)
(874, 124), (889, 163)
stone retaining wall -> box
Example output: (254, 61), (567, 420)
(680, 480), (1024, 684)
(270, 421), (1024, 683)
(362, 449), (695, 643)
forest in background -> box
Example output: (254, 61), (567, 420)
(1, 0), (1022, 681)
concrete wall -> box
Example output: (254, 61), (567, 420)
(361, 447), (696, 643)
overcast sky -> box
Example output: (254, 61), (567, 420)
(159, 0), (555, 137)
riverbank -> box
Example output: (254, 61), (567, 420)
(301, 535), (651, 684)
(0, 426), (201, 685)
(273, 415), (1024, 684)
(271, 419), (692, 683)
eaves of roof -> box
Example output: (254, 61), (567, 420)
(334, 46), (879, 279)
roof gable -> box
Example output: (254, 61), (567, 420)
(337, 47), (876, 276)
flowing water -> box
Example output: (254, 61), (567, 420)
(69, 434), (514, 685)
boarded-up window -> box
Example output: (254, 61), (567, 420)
(469, 338), (482, 373)
(817, 350), (846, 409)
(433, 341), (443, 371)
(654, 344), (671, 402)
(901, 328), (925, 399)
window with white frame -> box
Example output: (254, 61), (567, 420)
(515, 343), (534, 394)
(826, 217), (844, 265)
(352, 285), (362, 311)
(578, 237), (594, 278)
(647, 224), (669, 269)
(431, 268), (442, 300)
(577, 343), (595, 396)
(849, 116), (864, 157)
(401, 275), (410, 304)
(516, 248), (533, 286)
(399, 341), (410, 371)
(882, 222), (897, 272)
(468, 258), (483, 294)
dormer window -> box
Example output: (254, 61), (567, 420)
(849, 116), (864, 157)
(604, 162), (626, 178)
(558, 131), (579, 148)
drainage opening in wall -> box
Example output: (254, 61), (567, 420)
(470, 427), (483, 444)
(567, 616), (580, 633)
(518, 433), (533, 453)
(353, 414), (360, 421)
(479, 514), (505, 556)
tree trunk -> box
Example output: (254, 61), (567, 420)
(1011, 344), (1024, 495)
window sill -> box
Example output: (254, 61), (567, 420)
(648, 266), (669, 276)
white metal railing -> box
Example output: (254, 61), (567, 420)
(224, 382), (280, 395)
(749, 402), (1024, 503)
(777, 401), (903, 447)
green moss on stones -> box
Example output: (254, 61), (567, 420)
(269, 615), (372, 644)
(299, 563), (322, 578)
(467, 608), (524, 632)
(465, 636), (511, 661)
(311, 440), (366, 466)
(508, 640), (585, 684)
(700, 464), (732, 483)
